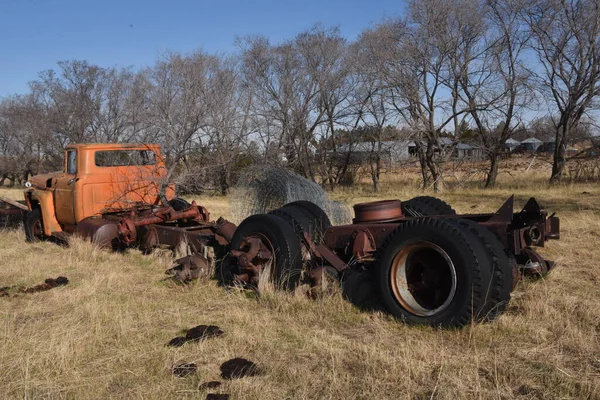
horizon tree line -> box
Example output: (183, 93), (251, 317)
(1, 0), (599, 192)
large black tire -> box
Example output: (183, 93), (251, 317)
(227, 214), (303, 290)
(339, 268), (383, 311)
(452, 218), (513, 320)
(287, 201), (331, 233)
(401, 196), (456, 217)
(24, 208), (45, 242)
(269, 206), (314, 239)
(269, 201), (332, 244)
(375, 217), (495, 327)
(169, 197), (191, 211)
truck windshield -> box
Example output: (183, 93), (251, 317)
(95, 150), (156, 167)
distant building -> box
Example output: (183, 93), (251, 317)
(439, 137), (454, 146)
(453, 143), (484, 159)
(519, 137), (543, 152)
(504, 138), (521, 152)
(332, 137), (486, 164)
(536, 139), (555, 153)
(333, 140), (413, 164)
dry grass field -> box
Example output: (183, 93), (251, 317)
(1, 158), (599, 399)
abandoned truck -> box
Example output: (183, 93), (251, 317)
(0, 143), (560, 327)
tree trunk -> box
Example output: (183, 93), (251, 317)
(485, 153), (500, 188)
(550, 126), (567, 184)
(425, 140), (441, 192)
(429, 162), (441, 192)
(218, 165), (230, 195)
(371, 155), (381, 192)
(550, 145), (565, 184)
(415, 143), (430, 189)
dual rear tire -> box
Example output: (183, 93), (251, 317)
(401, 196), (456, 217)
(221, 201), (331, 290)
(225, 213), (304, 289)
(377, 196), (512, 327)
(375, 217), (512, 327)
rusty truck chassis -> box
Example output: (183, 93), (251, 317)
(0, 194), (559, 326)
(227, 196), (559, 288)
(0, 195), (559, 283)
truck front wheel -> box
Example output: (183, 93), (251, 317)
(24, 208), (45, 242)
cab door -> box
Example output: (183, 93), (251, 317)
(54, 150), (77, 226)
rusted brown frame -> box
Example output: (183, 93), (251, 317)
(317, 196), (559, 273)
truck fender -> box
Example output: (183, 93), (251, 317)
(28, 189), (62, 236)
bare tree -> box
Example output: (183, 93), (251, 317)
(138, 51), (219, 192)
(0, 94), (46, 185)
(3, 4), (599, 192)
(461, 0), (534, 187)
(240, 27), (349, 180)
(24, 60), (139, 169)
(135, 51), (249, 195)
(382, 1), (490, 191)
(358, 19), (433, 187)
(351, 29), (399, 191)
(29, 61), (105, 165)
(240, 35), (316, 177)
(200, 58), (250, 194)
(92, 67), (137, 143)
(304, 27), (357, 190)
(522, 0), (600, 183)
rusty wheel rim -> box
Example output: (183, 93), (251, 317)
(232, 232), (275, 285)
(389, 242), (457, 317)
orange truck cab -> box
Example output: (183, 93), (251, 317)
(24, 143), (175, 237)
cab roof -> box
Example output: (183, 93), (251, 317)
(65, 143), (162, 151)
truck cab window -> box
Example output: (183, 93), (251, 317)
(95, 150), (156, 167)
(67, 150), (77, 174)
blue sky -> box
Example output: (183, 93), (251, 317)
(0, 0), (404, 97)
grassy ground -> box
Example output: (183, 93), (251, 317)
(0, 159), (599, 399)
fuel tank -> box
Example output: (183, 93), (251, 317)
(75, 216), (119, 248)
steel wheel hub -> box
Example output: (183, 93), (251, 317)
(230, 232), (275, 285)
(390, 242), (457, 316)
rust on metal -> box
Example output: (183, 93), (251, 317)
(519, 247), (551, 276)
(314, 243), (347, 272)
(546, 213), (560, 239)
(214, 217), (237, 243)
(389, 242), (457, 316)
(353, 199), (403, 223)
(139, 226), (159, 253)
(324, 223), (396, 254)
(128, 203), (207, 228)
(118, 217), (137, 245)
(221, 195), (559, 299)
(0, 197), (27, 227)
(166, 254), (211, 282)
(74, 217), (119, 248)
(352, 230), (377, 259)
(319, 196), (558, 286)
(230, 234), (275, 285)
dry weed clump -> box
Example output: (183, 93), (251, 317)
(0, 171), (599, 399)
